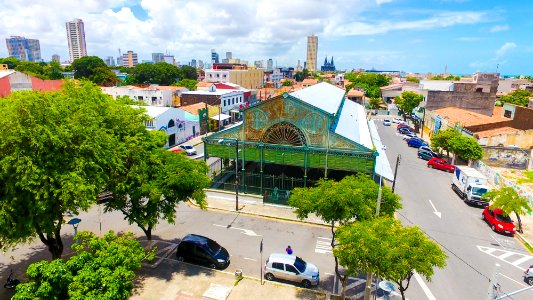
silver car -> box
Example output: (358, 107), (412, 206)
(264, 253), (319, 288)
(179, 145), (197, 156)
(525, 265), (533, 285)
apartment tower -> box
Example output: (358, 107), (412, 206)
(306, 35), (318, 72)
(66, 19), (87, 62)
(5, 36), (41, 62)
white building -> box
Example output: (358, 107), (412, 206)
(102, 85), (174, 107)
(65, 19), (87, 62)
(132, 106), (200, 148)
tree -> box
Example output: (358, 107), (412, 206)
(484, 187), (532, 233)
(282, 79), (294, 87)
(499, 90), (532, 107)
(71, 56), (108, 79)
(288, 175), (401, 298)
(405, 77), (420, 83)
(294, 69), (310, 82)
(180, 65), (198, 80)
(335, 217), (446, 300)
(448, 135), (483, 161)
(128, 62), (182, 85)
(344, 72), (390, 87)
(395, 91), (423, 118)
(430, 128), (459, 158)
(369, 97), (381, 109)
(44, 61), (64, 80)
(173, 78), (198, 91)
(89, 66), (120, 87)
(0, 57), (21, 69)
(0, 81), (151, 259)
(12, 231), (154, 300)
(105, 132), (211, 241)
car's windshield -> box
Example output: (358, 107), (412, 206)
(472, 187), (488, 196)
(294, 256), (307, 273)
(495, 213), (512, 223)
(184, 145), (193, 149)
(206, 240), (221, 255)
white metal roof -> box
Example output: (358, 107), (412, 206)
(131, 105), (172, 118)
(419, 80), (454, 91)
(0, 70), (15, 79)
(289, 82), (345, 115)
(334, 100), (373, 149)
(368, 120), (394, 181)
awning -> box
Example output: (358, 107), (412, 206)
(368, 120), (394, 181)
(210, 113), (231, 121)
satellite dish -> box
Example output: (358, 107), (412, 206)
(378, 281), (396, 293)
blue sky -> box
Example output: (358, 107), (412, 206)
(1, 0), (532, 75)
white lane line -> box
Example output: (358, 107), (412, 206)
(213, 224), (262, 237)
(414, 271), (437, 300)
(499, 273), (528, 288)
(317, 236), (332, 240)
(243, 257), (257, 261)
(489, 233), (506, 249)
(511, 255), (533, 266)
(428, 200), (442, 219)
(497, 252), (515, 260)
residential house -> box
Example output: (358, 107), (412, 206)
(101, 85), (185, 107)
(302, 78), (319, 88)
(0, 70), (63, 97)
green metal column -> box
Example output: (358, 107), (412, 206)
(241, 113), (246, 193)
(303, 147), (308, 187)
(260, 143), (264, 195)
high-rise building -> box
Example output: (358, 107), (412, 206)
(105, 56), (115, 66)
(121, 51), (138, 68)
(306, 35), (318, 72)
(226, 52), (232, 60)
(190, 59), (197, 68)
(198, 60), (204, 69)
(211, 49), (219, 64)
(266, 59), (273, 72)
(163, 55), (175, 65)
(152, 53), (164, 63)
(52, 54), (60, 63)
(254, 60), (264, 69)
(117, 56), (123, 67)
(66, 19), (87, 62)
(5, 36), (41, 62)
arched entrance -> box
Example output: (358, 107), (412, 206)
(261, 122), (307, 146)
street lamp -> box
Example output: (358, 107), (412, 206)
(67, 217), (82, 241)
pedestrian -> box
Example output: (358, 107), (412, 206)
(285, 245), (293, 255)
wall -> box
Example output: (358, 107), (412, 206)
(180, 94), (219, 107)
(31, 77), (63, 91)
(506, 104), (533, 130)
(0, 76), (11, 97)
(8, 72), (32, 91)
(481, 146), (531, 170)
(478, 129), (533, 149)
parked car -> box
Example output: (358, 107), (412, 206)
(419, 146), (439, 156)
(407, 138), (428, 148)
(170, 148), (184, 154)
(427, 157), (455, 172)
(398, 127), (414, 135)
(418, 149), (438, 160)
(402, 133), (417, 140)
(179, 145), (197, 156)
(482, 207), (516, 236)
(383, 119), (392, 126)
(264, 253), (319, 288)
(397, 124), (414, 131)
(392, 118), (403, 124)
(176, 234), (230, 270)
(524, 265), (533, 285)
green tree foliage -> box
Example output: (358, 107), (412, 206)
(282, 79), (294, 87)
(105, 131), (211, 241)
(484, 187), (533, 233)
(405, 77), (420, 83)
(288, 175), (401, 298)
(368, 97), (381, 109)
(294, 69), (310, 82)
(394, 91), (423, 117)
(173, 79), (198, 91)
(89, 66), (120, 86)
(12, 231), (154, 300)
(128, 62), (182, 85)
(180, 65), (198, 80)
(12, 61), (64, 80)
(499, 90), (532, 107)
(448, 135), (483, 161)
(430, 128), (459, 158)
(71, 56), (107, 79)
(0, 81), (150, 259)
(0, 57), (21, 69)
(335, 217), (446, 300)
(344, 73), (390, 99)
(431, 75), (460, 80)
(44, 61), (65, 79)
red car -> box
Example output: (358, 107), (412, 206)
(397, 124), (414, 131)
(427, 158), (455, 172)
(482, 206), (516, 236)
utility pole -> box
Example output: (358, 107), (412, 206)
(392, 154), (401, 193)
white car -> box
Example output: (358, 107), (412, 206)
(402, 133), (417, 140)
(179, 145), (197, 156)
(264, 253), (319, 288)
(392, 118), (403, 124)
(383, 119), (392, 126)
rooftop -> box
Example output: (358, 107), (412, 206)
(334, 99), (373, 149)
(301, 78), (319, 85)
(131, 105), (172, 118)
(180, 102), (213, 116)
(0, 70), (15, 79)
(432, 106), (510, 127)
(289, 82), (345, 115)
(181, 89), (242, 96)
(419, 80), (454, 91)
(475, 126), (520, 138)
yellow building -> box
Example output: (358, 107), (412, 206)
(228, 68), (264, 89)
(0, 64), (8, 70)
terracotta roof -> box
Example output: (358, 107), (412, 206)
(179, 102), (213, 116)
(432, 106), (510, 127)
(475, 126), (520, 138)
(157, 86), (187, 91)
(302, 78), (319, 85)
(196, 81), (214, 87)
(346, 89), (364, 97)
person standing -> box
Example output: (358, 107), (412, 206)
(285, 245), (293, 255)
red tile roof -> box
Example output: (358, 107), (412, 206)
(433, 106), (510, 127)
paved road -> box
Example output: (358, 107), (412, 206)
(376, 118), (533, 300)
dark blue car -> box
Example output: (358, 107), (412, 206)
(408, 138), (428, 148)
(398, 127), (413, 135)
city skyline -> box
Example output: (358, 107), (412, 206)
(0, 0), (532, 75)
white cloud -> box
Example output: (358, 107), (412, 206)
(496, 42), (517, 56)
(489, 24), (509, 32)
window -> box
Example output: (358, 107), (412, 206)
(209, 74), (213, 78)
(223, 100), (226, 106)
(504, 110), (512, 118)
(285, 264), (298, 274)
(168, 119), (175, 128)
(476, 88), (483, 92)
(272, 262), (284, 270)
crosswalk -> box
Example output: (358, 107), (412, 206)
(477, 245), (533, 270)
(315, 236), (333, 254)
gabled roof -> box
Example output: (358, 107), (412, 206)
(180, 102), (213, 116)
(334, 99), (373, 149)
(131, 105), (172, 118)
(289, 82), (345, 115)
(302, 78), (319, 85)
(476, 126), (519, 138)
(433, 106), (510, 127)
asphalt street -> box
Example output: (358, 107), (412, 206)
(376, 117), (533, 300)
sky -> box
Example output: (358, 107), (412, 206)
(1, 0), (532, 75)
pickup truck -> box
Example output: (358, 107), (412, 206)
(451, 166), (490, 207)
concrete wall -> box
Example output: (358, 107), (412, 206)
(8, 71), (33, 91)
(31, 77), (63, 91)
(478, 129), (533, 148)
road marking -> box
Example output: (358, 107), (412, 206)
(213, 224), (262, 237)
(324, 272), (335, 276)
(489, 233), (506, 249)
(315, 237), (333, 254)
(414, 271), (437, 300)
(428, 200), (442, 219)
(477, 245), (533, 270)
(243, 257), (257, 261)
(499, 273), (528, 288)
